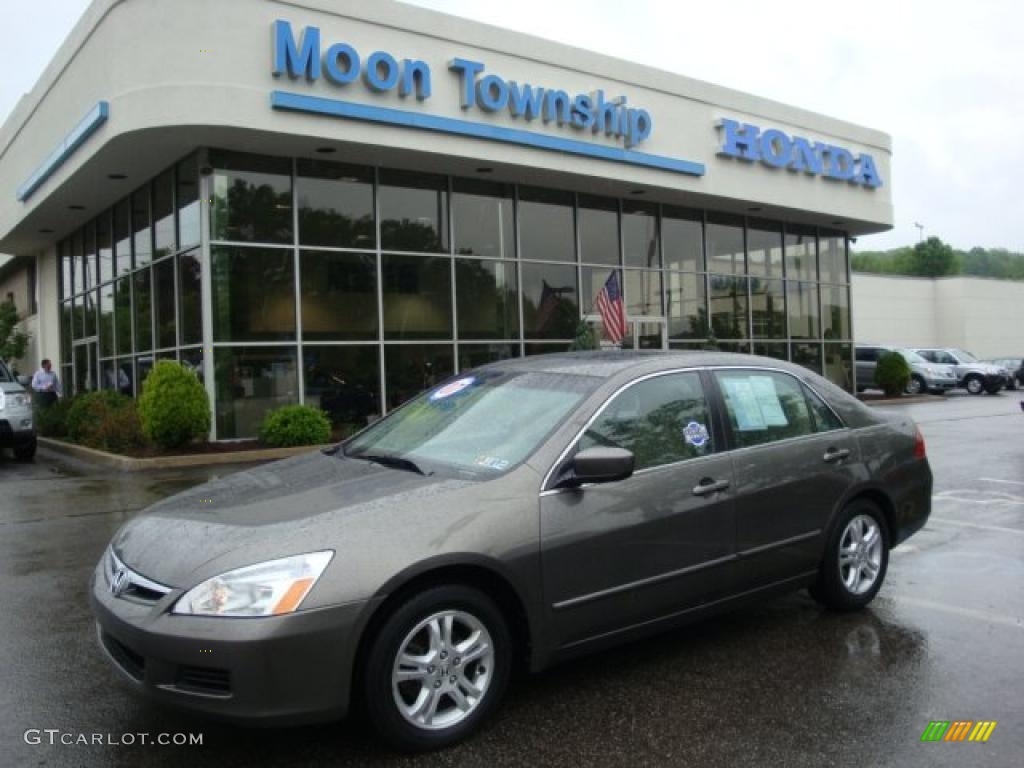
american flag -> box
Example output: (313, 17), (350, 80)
(595, 271), (627, 344)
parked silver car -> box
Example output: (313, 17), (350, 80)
(912, 348), (1008, 395)
(91, 351), (932, 750)
(854, 345), (957, 395)
(0, 360), (36, 461)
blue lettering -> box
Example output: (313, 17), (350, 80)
(508, 82), (546, 121)
(718, 119), (761, 161)
(365, 51), (399, 91)
(625, 108), (652, 148)
(543, 90), (571, 125)
(324, 43), (359, 85)
(826, 146), (856, 181)
(759, 129), (792, 168)
(570, 94), (594, 129)
(448, 58), (485, 108)
(789, 137), (824, 175)
(477, 74), (509, 111)
(592, 90), (620, 137)
(855, 154), (883, 188)
(400, 59), (431, 100)
(272, 20), (320, 81)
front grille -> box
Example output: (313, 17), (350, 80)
(121, 583), (168, 603)
(100, 630), (145, 681)
(175, 665), (232, 697)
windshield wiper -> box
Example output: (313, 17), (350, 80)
(348, 452), (429, 476)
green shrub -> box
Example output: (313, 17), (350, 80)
(875, 352), (911, 397)
(35, 397), (73, 437)
(258, 404), (332, 447)
(138, 361), (210, 449)
(65, 391), (146, 453)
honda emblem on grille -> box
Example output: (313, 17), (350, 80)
(110, 567), (129, 597)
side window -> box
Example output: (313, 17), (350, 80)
(917, 350), (937, 363)
(803, 383), (843, 432)
(578, 372), (714, 471)
(714, 370), (814, 448)
(855, 347), (876, 363)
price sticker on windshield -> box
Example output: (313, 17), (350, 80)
(429, 376), (476, 401)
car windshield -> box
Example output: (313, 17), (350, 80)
(897, 349), (928, 364)
(344, 369), (599, 476)
(952, 349), (977, 363)
(0, 360), (13, 382)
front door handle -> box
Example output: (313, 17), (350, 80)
(823, 447), (851, 463)
(693, 478), (730, 497)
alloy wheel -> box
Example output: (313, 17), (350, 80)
(391, 610), (494, 731)
(838, 514), (883, 595)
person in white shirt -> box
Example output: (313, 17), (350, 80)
(31, 358), (61, 407)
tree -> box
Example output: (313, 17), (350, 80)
(569, 319), (599, 350)
(0, 299), (29, 363)
(907, 237), (956, 277)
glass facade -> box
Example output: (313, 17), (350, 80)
(57, 149), (853, 439)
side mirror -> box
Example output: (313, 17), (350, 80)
(569, 446), (635, 486)
(16, 375), (30, 388)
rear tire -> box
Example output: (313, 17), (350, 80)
(363, 584), (512, 752)
(810, 500), (889, 611)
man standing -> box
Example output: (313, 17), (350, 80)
(31, 358), (61, 407)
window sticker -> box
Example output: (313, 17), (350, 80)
(748, 376), (788, 427)
(683, 421), (709, 448)
(474, 455), (510, 471)
(721, 378), (767, 431)
(429, 376), (476, 402)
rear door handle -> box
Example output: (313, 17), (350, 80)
(823, 447), (851, 463)
(693, 478), (730, 497)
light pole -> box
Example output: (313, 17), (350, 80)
(914, 222), (924, 243)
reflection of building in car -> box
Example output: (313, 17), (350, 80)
(304, 366), (378, 430)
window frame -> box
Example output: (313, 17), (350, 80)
(541, 367), (724, 492)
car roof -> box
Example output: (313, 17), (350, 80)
(481, 350), (815, 380)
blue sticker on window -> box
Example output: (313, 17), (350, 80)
(429, 376), (476, 401)
(683, 421), (709, 448)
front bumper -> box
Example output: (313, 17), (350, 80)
(923, 375), (957, 391)
(0, 416), (34, 447)
(89, 563), (376, 725)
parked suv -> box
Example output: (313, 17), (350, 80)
(982, 357), (1023, 390)
(912, 348), (1007, 395)
(855, 345), (957, 395)
(0, 359), (37, 461)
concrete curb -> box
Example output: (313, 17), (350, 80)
(37, 437), (332, 472)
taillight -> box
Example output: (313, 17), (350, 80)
(913, 426), (927, 459)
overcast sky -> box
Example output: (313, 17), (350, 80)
(2, 0), (1021, 253)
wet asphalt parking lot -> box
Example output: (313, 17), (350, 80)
(1, 393), (1022, 768)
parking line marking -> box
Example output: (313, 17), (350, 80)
(929, 517), (1024, 536)
(894, 597), (1024, 630)
(981, 478), (1024, 487)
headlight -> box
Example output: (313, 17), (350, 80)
(172, 551), (333, 617)
(0, 391), (30, 409)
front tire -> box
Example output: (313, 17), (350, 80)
(364, 585), (512, 752)
(905, 375), (925, 396)
(964, 375), (984, 395)
(810, 500), (889, 611)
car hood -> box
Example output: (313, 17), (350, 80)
(0, 381), (27, 394)
(112, 450), (474, 587)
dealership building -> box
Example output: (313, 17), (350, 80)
(0, 0), (892, 439)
